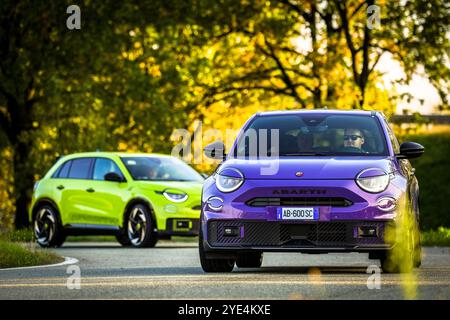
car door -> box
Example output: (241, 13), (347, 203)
(58, 157), (98, 225)
(49, 159), (74, 224)
(85, 157), (129, 227)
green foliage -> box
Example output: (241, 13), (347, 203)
(421, 227), (450, 246)
(399, 127), (450, 230)
(0, 229), (34, 242)
(0, 149), (14, 230)
(382, 0), (450, 109)
(0, 240), (63, 268)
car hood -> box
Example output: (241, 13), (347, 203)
(219, 157), (397, 180)
(134, 180), (203, 195)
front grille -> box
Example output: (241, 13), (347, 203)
(207, 220), (384, 247)
(246, 197), (353, 207)
(308, 223), (347, 243)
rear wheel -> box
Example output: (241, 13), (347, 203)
(199, 228), (235, 272)
(33, 204), (66, 248)
(125, 204), (158, 248)
(236, 252), (263, 268)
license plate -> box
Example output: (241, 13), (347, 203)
(277, 207), (319, 220)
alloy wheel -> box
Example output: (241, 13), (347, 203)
(34, 207), (56, 246)
(127, 207), (148, 246)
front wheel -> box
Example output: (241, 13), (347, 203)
(125, 204), (158, 248)
(199, 228), (235, 272)
(380, 217), (420, 273)
(33, 205), (66, 248)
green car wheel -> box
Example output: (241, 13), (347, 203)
(33, 204), (66, 248)
(126, 204), (158, 248)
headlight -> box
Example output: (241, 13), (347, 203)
(215, 168), (244, 193)
(162, 190), (188, 203)
(356, 169), (391, 193)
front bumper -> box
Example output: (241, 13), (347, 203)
(203, 219), (395, 253)
(159, 218), (200, 236)
(201, 176), (405, 252)
(153, 199), (201, 236)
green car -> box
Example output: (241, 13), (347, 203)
(30, 152), (204, 248)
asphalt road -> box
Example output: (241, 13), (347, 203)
(0, 242), (449, 300)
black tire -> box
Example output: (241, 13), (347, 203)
(33, 204), (66, 248)
(115, 230), (132, 247)
(125, 204), (158, 248)
(413, 219), (422, 268)
(380, 219), (418, 273)
(199, 228), (234, 272)
(413, 245), (422, 268)
(379, 251), (400, 273)
(236, 252), (263, 268)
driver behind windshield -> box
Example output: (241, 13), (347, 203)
(343, 128), (365, 151)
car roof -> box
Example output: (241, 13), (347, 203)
(58, 152), (174, 160)
(256, 109), (379, 117)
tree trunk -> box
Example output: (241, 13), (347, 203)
(13, 138), (34, 229)
(310, 1), (322, 109)
(5, 97), (35, 229)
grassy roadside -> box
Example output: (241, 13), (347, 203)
(421, 227), (450, 246)
(0, 240), (64, 269)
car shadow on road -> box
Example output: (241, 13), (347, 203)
(235, 266), (371, 274)
(83, 266), (371, 277)
(56, 244), (198, 249)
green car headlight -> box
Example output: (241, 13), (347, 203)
(162, 189), (188, 203)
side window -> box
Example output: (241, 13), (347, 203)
(68, 158), (93, 179)
(52, 160), (72, 178)
(57, 161), (72, 178)
(93, 158), (123, 180)
(383, 118), (400, 154)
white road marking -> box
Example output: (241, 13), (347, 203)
(0, 257), (78, 271)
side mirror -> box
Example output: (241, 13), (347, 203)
(397, 142), (424, 159)
(204, 141), (226, 160)
(104, 172), (126, 182)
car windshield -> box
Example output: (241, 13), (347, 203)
(121, 156), (204, 182)
(232, 113), (389, 157)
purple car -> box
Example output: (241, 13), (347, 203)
(199, 110), (424, 273)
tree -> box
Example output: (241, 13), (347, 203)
(0, 0), (195, 228)
(188, 0), (449, 110)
